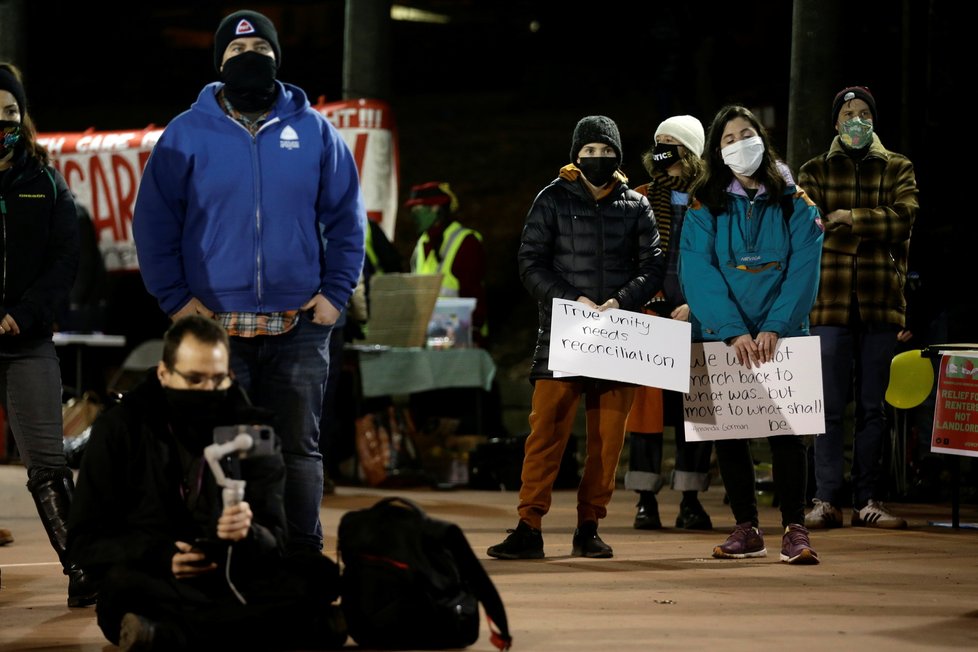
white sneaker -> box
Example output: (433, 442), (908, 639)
(805, 499), (843, 529)
(852, 500), (907, 529)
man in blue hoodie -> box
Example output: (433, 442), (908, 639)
(133, 9), (366, 553)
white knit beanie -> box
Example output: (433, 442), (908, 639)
(654, 115), (705, 158)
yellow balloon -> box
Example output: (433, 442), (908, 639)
(885, 349), (934, 409)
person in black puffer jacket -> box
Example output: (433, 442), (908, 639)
(488, 115), (664, 560)
(0, 62), (96, 607)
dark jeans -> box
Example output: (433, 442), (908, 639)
(0, 338), (69, 474)
(626, 390), (713, 492)
(811, 325), (898, 508)
(230, 315), (333, 550)
(715, 435), (808, 528)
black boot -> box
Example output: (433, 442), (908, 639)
(487, 521), (545, 559)
(634, 491), (662, 530)
(571, 521), (613, 558)
(27, 468), (98, 607)
(676, 493), (713, 530)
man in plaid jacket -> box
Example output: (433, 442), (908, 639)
(799, 86), (919, 530)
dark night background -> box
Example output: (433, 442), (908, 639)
(12, 0), (970, 375)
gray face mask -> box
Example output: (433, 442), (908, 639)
(577, 156), (618, 187)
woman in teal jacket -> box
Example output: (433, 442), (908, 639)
(680, 105), (824, 565)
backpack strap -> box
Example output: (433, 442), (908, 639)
(444, 523), (513, 651)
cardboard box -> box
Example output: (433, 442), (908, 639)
(361, 273), (443, 348)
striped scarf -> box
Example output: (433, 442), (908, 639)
(640, 169), (691, 253)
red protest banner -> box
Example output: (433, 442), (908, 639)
(931, 352), (978, 458)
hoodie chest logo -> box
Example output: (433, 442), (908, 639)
(279, 126), (300, 150)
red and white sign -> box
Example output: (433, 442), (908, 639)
(931, 352), (978, 458)
(38, 98), (399, 272)
(313, 97), (400, 242)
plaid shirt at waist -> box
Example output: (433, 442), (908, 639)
(217, 311), (300, 337)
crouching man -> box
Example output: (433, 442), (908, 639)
(67, 316), (345, 651)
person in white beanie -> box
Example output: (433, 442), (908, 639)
(624, 115), (715, 531)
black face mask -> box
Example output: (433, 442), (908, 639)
(164, 388), (229, 454)
(220, 51), (278, 112)
(651, 143), (680, 171)
(577, 156), (618, 187)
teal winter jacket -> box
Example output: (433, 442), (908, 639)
(679, 170), (824, 343)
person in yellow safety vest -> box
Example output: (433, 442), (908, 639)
(406, 181), (488, 347)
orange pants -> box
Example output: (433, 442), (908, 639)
(517, 378), (636, 529)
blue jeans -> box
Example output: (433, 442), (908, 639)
(0, 339), (69, 476)
(230, 315), (332, 550)
(812, 325), (898, 508)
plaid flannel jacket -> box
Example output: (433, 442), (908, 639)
(799, 135), (918, 328)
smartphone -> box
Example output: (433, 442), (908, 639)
(192, 537), (230, 563)
(212, 425), (278, 456)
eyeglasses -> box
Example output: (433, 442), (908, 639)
(168, 367), (231, 389)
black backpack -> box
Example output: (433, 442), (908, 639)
(338, 496), (513, 650)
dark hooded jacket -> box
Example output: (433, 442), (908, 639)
(0, 150), (79, 340)
(67, 372), (286, 584)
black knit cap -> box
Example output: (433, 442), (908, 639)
(832, 86), (877, 124)
(214, 10), (281, 72)
(0, 68), (27, 117)
(570, 115), (622, 163)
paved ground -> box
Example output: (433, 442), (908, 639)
(1, 463), (977, 651)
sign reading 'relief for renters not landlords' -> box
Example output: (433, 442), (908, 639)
(683, 336), (825, 442)
(931, 352), (978, 458)
(548, 298), (692, 393)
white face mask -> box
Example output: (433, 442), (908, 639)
(721, 136), (765, 177)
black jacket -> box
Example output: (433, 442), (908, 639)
(67, 374), (287, 584)
(518, 173), (664, 380)
(0, 152), (79, 339)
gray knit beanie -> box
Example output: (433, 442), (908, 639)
(570, 115), (622, 162)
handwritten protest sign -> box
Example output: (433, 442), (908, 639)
(548, 298), (691, 392)
(931, 352), (978, 458)
(683, 336), (824, 442)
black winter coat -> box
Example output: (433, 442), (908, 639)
(67, 374), (287, 584)
(0, 151), (79, 340)
(518, 174), (664, 380)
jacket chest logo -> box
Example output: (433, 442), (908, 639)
(279, 125), (300, 150)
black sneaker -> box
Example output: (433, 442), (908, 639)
(571, 521), (613, 558)
(675, 497), (713, 530)
(487, 521), (545, 559)
(634, 492), (662, 530)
